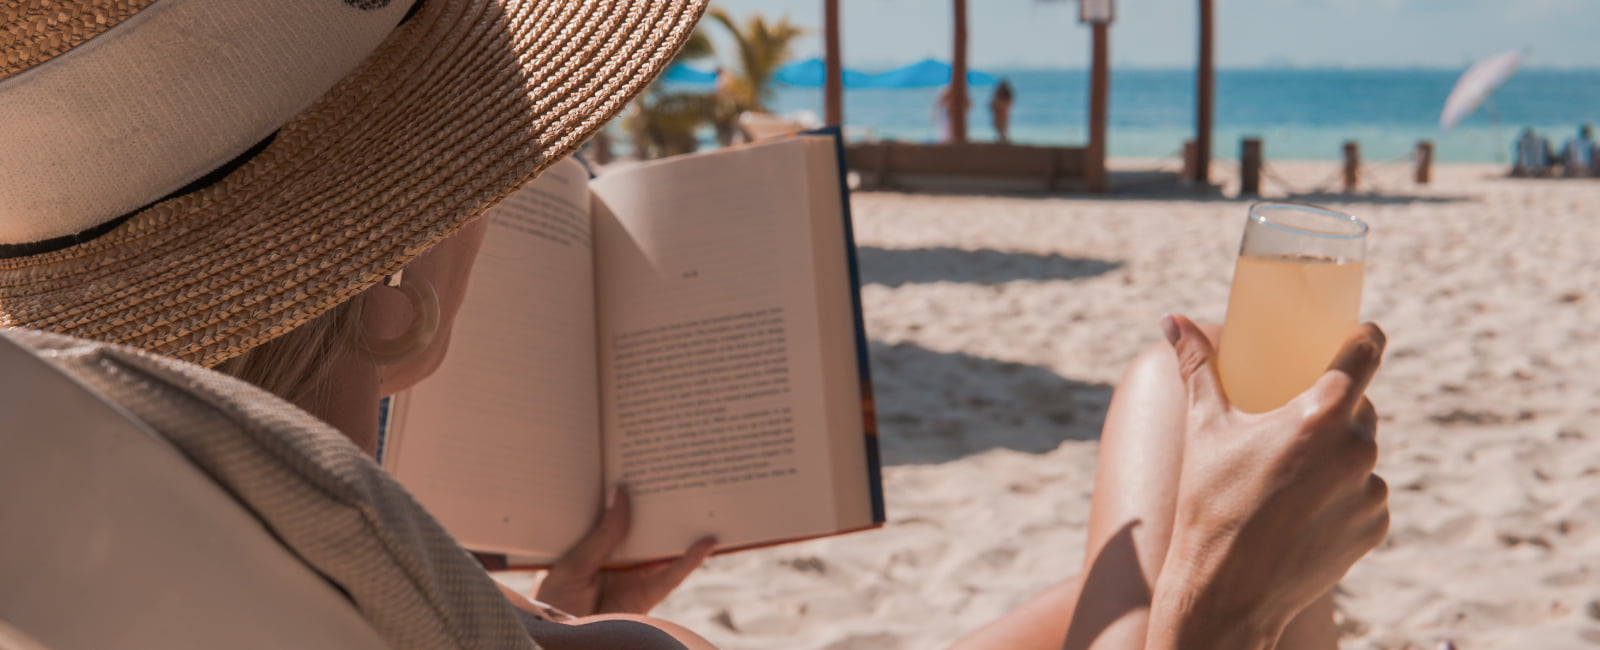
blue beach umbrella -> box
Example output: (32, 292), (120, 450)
(660, 62), (719, 85)
(861, 58), (999, 88)
(773, 57), (874, 87)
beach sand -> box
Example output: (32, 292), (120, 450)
(527, 161), (1600, 648)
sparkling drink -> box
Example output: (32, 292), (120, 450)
(1215, 204), (1368, 413)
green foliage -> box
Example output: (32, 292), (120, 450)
(619, 6), (805, 159)
(627, 91), (717, 159)
(677, 29), (715, 64)
(624, 25), (718, 159)
(707, 7), (805, 114)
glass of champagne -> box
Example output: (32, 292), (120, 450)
(1216, 202), (1368, 413)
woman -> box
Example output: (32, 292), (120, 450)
(0, 0), (715, 647)
(990, 79), (1015, 143)
(0, 1), (1388, 648)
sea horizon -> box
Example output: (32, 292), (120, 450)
(667, 66), (1600, 164)
(824, 63), (1600, 73)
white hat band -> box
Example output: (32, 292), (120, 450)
(0, 0), (409, 243)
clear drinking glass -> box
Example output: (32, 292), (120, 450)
(1215, 202), (1368, 413)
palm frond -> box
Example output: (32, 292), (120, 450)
(676, 28), (715, 63)
(709, 8), (804, 113)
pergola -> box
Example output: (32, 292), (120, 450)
(819, 0), (1216, 191)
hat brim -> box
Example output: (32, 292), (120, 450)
(0, 0), (706, 368)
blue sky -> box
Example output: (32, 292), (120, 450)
(702, 0), (1600, 69)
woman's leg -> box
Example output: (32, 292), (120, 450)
(1278, 593), (1338, 649)
(953, 330), (1337, 650)
(1069, 330), (1338, 650)
(951, 341), (1188, 650)
(1061, 339), (1192, 650)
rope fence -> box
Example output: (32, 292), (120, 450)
(1153, 141), (1431, 196)
(1252, 147), (1424, 196)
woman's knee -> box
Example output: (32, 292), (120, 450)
(1118, 343), (1183, 398)
(1117, 321), (1220, 394)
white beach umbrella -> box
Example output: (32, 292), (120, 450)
(1439, 48), (1528, 130)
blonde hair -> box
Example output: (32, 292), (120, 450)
(215, 295), (365, 406)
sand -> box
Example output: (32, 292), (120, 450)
(527, 161), (1600, 648)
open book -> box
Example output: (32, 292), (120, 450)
(382, 132), (882, 565)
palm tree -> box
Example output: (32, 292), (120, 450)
(625, 29), (718, 158)
(707, 8), (805, 116)
(676, 27), (716, 63)
(621, 8), (805, 156)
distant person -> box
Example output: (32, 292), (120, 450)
(936, 84), (970, 143)
(1560, 124), (1595, 177)
(1512, 127), (1552, 177)
(989, 79), (1015, 143)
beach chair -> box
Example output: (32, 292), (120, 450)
(1511, 131), (1555, 177)
(738, 111), (813, 142)
(0, 330), (536, 650)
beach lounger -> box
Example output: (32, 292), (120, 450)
(738, 111), (812, 142)
(0, 330), (536, 650)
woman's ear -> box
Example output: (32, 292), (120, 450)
(368, 218), (491, 396)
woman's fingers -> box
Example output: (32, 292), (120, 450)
(1163, 313), (1230, 420)
(598, 536), (719, 614)
(560, 487), (632, 571)
(655, 537), (718, 594)
(1316, 323), (1387, 417)
(1353, 397), (1378, 441)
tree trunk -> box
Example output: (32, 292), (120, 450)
(1196, 0), (1214, 183)
(824, 0), (843, 127)
(949, 0), (968, 143)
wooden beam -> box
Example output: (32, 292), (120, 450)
(1085, 21), (1110, 193)
(949, 0), (968, 143)
(824, 0), (843, 127)
(1196, 0), (1214, 184)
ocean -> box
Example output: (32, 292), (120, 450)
(751, 68), (1600, 163)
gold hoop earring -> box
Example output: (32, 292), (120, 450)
(360, 270), (440, 366)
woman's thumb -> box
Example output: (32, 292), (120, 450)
(1162, 314), (1229, 416)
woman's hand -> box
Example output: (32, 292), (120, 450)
(536, 487), (717, 617)
(1147, 315), (1389, 649)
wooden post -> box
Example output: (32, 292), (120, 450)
(1195, 0), (1214, 185)
(1085, 22), (1110, 193)
(1342, 141), (1360, 192)
(1048, 149), (1064, 192)
(876, 142), (894, 190)
(1414, 140), (1433, 184)
(1181, 140), (1197, 183)
(1240, 137), (1262, 196)
(949, 0), (969, 143)
(823, 0), (843, 127)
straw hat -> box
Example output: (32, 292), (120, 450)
(0, 0), (706, 367)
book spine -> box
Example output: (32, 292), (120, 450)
(812, 126), (886, 524)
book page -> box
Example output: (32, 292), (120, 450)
(591, 138), (870, 562)
(386, 155), (603, 561)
